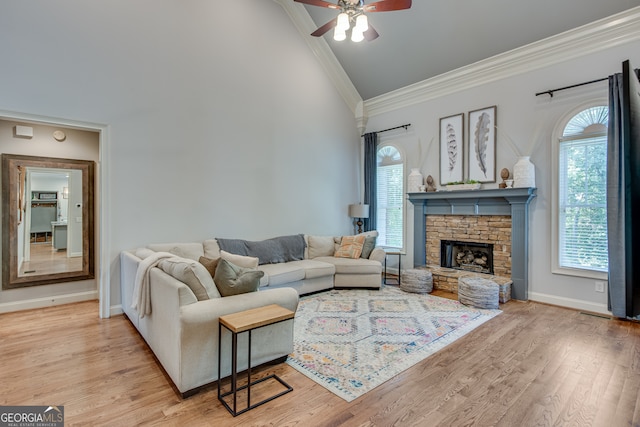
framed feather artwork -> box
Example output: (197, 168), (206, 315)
(439, 113), (464, 185)
(468, 106), (496, 183)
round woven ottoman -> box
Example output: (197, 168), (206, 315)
(400, 269), (433, 293)
(458, 276), (499, 309)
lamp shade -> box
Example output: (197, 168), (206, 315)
(348, 204), (369, 219)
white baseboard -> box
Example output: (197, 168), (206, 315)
(528, 291), (610, 316)
(0, 290), (98, 314)
(110, 304), (123, 317)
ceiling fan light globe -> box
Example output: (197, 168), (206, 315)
(336, 12), (350, 31)
(351, 29), (365, 42)
(334, 28), (347, 41)
(354, 14), (368, 32)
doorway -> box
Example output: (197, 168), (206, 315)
(0, 112), (108, 318)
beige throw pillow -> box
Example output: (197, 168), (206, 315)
(307, 235), (335, 258)
(203, 239), (222, 259)
(220, 250), (259, 269)
(147, 243), (204, 260)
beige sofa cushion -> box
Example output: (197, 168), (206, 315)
(314, 256), (382, 275)
(357, 230), (379, 239)
(220, 250), (259, 269)
(292, 259), (336, 279)
(203, 239), (222, 259)
(158, 257), (221, 300)
(147, 243), (204, 261)
(134, 247), (156, 259)
(258, 263), (305, 286)
(306, 235), (335, 258)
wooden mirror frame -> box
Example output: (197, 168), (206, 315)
(2, 154), (95, 289)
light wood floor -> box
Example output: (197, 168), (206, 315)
(2, 290), (640, 426)
(19, 241), (82, 276)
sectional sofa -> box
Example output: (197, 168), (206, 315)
(120, 232), (384, 396)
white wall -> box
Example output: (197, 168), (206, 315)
(364, 40), (640, 314)
(0, 1), (360, 313)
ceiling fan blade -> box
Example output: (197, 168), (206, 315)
(363, 25), (379, 41)
(294, 0), (340, 9)
(364, 0), (412, 12)
(311, 18), (338, 37)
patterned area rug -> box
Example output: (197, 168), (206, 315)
(286, 286), (501, 402)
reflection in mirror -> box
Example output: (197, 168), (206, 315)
(19, 168), (82, 277)
(2, 154), (94, 289)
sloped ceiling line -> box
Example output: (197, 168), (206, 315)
(276, 2), (640, 129)
(274, 0), (363, 112)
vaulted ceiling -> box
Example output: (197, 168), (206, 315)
(280, 0), (640, 101)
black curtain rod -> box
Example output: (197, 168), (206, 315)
(535, 77), (608, 97)
(361, 123), (411, 137)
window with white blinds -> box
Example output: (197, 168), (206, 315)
(557, 106), (608, 272)
(376, 146), (403, 249)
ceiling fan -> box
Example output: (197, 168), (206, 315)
(294, 0), (412, 42)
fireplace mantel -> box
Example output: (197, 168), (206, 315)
(408, 187), (536, 300)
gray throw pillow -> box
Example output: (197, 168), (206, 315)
(360, 235), (377, 259)
(213, 258), (264, 297)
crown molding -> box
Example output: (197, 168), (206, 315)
(364, 7), (640, 117)
(273, 0), (363, 115)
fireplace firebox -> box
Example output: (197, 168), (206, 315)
(441, 240), (494, 274)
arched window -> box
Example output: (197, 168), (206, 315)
(376, 145), (403, 248)
(557, 106), (608, 273)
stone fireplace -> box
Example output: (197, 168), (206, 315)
(431, 215), (511, 277)
(440, 239), (495, 274)
(408, 188), (536, 300)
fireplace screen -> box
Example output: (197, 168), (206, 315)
(440, 240), (494, 274)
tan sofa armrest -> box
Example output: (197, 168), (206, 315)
(369, 246), (386, 264)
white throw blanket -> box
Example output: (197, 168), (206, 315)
(131, 251), (175, 318)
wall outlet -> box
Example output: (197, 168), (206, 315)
(595, 281), (606, 293)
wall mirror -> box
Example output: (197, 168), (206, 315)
(2, 154), (95, 289)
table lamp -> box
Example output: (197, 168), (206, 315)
(348, 204), (369, 234)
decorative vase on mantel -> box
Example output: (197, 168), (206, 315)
(513, 156), (535, 188)
(407, 168), (424, 193)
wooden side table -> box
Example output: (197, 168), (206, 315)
(218, 304), (294, 416)
(384, 251), (402, 285)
